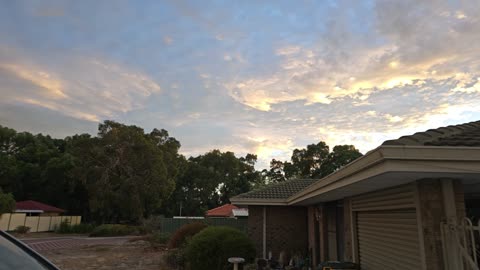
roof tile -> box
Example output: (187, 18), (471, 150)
(232, 179), (317, 200)
(382, 120), (480, 147)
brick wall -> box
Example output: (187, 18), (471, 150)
(416, 178), (465, 270)
(248, 206), (308, 259)
(248, 206), (264, 258)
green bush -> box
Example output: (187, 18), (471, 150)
(141, 215), (163, 233)
(0, 188), (15, 214)
(165, 248), (186, 269)
(167, 222), (207, 249)
(147, 231), (170, 247)
(135, 225), (149, 235)
(56, 221), (95, 234)
(14, 225), (30, 234)
(184, 226), (256, 270)
(89, 224), (136, 237)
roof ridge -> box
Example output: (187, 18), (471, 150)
(382, 120), (480, 146)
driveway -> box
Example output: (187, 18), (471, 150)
(22, 236), (133, 251)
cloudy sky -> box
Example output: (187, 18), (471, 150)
(1, 0), (480, 169)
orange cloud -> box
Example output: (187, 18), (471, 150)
(1, 64), (67, 99)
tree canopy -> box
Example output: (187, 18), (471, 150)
(0, 121), (362, 222)
(163, 150), (261, 217)
(263, 142), (362, 183)
(0, 188), (15, 214)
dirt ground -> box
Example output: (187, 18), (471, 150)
(38, 239), (171, 270)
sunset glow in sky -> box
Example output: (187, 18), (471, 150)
(1, 0), (480, 168)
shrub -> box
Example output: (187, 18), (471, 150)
(147, 231), (170, 248)
(14, 225), (30, 234)
(135, 225), (149, 235)
(89, 224), (136, 237)
(165, 248), (186, 269)
(167, 222), (207, 249)
(141, 215), (163, 233)
(184, 226), (256, 270)
(152, 232), (170, 244)
(56, 221), (95, 234)
(0, 188), (15, 214)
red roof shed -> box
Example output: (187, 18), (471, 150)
(206, 204), (238, 217)
(15, 200), (65, 214)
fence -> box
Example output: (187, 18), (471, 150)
(441, 217), (480, 270)
(157, 217), (248, 234)
(0, 213), (81, 232)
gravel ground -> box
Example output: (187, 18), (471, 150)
(38, 240), (170, 270)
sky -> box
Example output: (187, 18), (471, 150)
(1, 0), (480, 169)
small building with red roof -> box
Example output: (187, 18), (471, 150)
(205, 204), (248, 218)
(15, 200), (65, 216)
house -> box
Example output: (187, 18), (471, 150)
(15, 200), (65, 216)
(206, 204), (248, 218)
(231, 120), (480, 270)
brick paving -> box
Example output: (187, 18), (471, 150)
(22, 236), (131, 251)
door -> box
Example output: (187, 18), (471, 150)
(356, 210), (421, 269)
(352, 184), (422, 269)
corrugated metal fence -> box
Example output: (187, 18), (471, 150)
(158, 218), (248, 234)
(0, 213), (81, 232)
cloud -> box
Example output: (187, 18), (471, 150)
(223, 0), (480, 112)
(0, 63), (67, 99)
(0, 51), (161, 123)
(2, 0), (480, 171)
(163, 36), (173, 45)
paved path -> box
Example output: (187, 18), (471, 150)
(21, 236), (133, 251)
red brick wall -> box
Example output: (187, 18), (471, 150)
(248, 206), (308, 259)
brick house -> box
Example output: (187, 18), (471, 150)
(231, 120), (480, 270)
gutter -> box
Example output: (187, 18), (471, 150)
(229, 198), (288, 206)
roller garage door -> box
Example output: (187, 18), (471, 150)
(352, 185), (422, 269)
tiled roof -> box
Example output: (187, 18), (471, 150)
(382, 120), (480, 147)
(16, 200), (65, 213)
(233, 178), (317, 200)
(206, 204), (238, 217)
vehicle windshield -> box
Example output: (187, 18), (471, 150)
(0, 233), (49, 270)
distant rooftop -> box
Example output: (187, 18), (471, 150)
(16, 200), (65, 213)
(206, 204), (238, 217)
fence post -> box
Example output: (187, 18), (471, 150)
(36, 216), (41, 232)
(7, 213), (12, 231)
(6, 214), (12, 231)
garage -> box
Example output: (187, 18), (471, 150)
(351, 184), (422, 269)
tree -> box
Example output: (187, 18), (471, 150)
(266, 141), (363, 180)
(290, 141), (330, 178)
(0, 188), (15, 214)
(0, 126), (18, 193)
(69, 121), (178, 223)
(315, 145), (362, 178)
(163, 150), (261, 217)
(0, 125), (67, 204)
